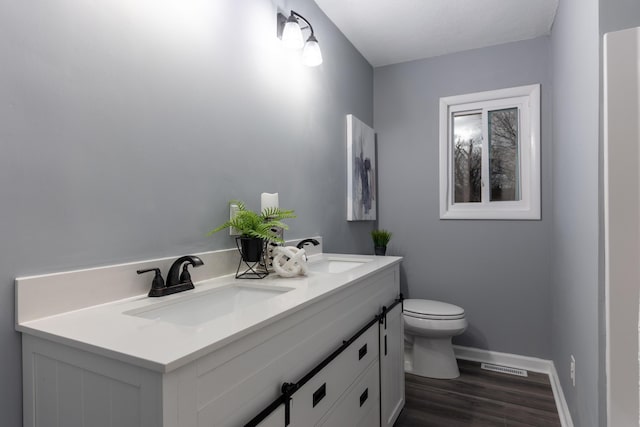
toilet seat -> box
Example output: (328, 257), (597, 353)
(404, 299), (465, 320)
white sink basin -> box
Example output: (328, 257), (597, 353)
(126, 284), (293, 326)
(307, 256), (372, 274)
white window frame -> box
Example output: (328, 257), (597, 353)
(439, 84), (541, 220)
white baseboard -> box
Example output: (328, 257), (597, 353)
(453, 345), (574, 427)
(547, 362), (574, 427)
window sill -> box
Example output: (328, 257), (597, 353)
(440, 207), (541, 220)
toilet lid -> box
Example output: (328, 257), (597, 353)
(404, 299), (465, 320)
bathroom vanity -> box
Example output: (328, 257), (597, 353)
(16, 250), (403, 427)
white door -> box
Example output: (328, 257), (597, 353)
(604, 26), (640, 427)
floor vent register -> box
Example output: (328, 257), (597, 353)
(480, 363), (528, 377)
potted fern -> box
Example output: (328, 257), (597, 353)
(371, 229), (392, 256)
(208, 200), (296, 264)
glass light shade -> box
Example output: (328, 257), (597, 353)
(282, 15), (304, 49)
(302, 36), (323, 67)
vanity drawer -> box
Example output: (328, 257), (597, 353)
(289, 321), (379, 426)
(318, 359), (380, 427)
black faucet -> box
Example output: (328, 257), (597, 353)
(296, 239), (320, 261)
(137, 255), (204, 297)
(166, 255), (204, 287)
(296, 238), (320, 249)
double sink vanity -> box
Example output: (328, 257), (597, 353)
(16, 241), (404, 427)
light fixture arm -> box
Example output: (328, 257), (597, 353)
(290, 10), (315, 37)
(277, 10), (316, 40)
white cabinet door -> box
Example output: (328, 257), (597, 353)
(288, 323), (379, 426)
(318, 360), (380, 427)
(379, 302), (405, 427)
(255, 405), (285, 427)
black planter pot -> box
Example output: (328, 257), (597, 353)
(374, 246), (387, 256)
(239, 237), (264, 262)
(234, 237), (268, 279)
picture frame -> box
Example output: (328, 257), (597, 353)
(346, 114), (377, 221)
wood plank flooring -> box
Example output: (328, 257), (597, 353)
(394, 360), (561, 427)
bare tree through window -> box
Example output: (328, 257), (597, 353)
(452, 109), (520, 204)
(453, 113), (482, 203)
(489, 108), (520, 201)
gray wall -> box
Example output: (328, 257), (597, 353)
(0, 0), (373, 424)
(374, 37), (553, 358)
(549, 0), (602, 425)
(601, 0), (640, 34)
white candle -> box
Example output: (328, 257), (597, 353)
(261, 192), (279, 212)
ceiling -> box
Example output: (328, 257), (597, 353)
(314, 0), (559, 67)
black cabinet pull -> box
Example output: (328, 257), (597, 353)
(384, 335), (388, 356)
(358, 343), (367, 360)
(312, 383), (326, 407)
(359, 388), (368, 407)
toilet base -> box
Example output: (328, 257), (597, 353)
(406, 336), (460, 379)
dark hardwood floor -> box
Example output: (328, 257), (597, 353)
(394, 360), (561, 427)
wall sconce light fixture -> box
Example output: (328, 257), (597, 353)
(277, 10), (323, 67)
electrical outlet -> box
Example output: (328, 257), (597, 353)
(229, 204), (241, 236)
(570, 355), (576, 387)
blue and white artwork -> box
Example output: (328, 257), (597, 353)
(347, 114), (376, 221)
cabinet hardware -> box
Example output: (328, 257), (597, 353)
(384, 335), (388, 356)
(243, 396), (286, 427)
(379, 305), (388, 328)
(313, 383), (326, 407)
(281, 382), (297, 426)
(359, 388), (369, 407)
(359, 343), (367, 360)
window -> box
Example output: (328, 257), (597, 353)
(439, 85), (541, 220)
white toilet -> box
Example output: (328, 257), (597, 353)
(403, 299), (468, 379)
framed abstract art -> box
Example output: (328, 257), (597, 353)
(346, 114), (376, 221)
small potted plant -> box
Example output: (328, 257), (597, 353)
(371, 229), (392, 256)
(208, 200), (296, 264)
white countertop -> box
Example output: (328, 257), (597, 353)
(17, 254), (401, 373)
